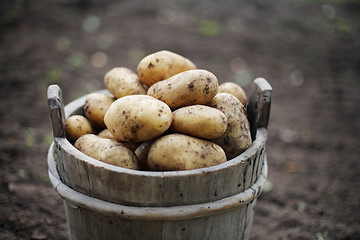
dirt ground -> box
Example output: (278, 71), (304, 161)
(1, 0), (359, 239)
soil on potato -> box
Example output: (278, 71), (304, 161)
(1, 1), (359, 239)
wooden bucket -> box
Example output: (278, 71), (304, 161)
(47, 78), (272, 240)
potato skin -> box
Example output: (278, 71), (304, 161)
(148, 134), (227, 171)
(147, 69), (218, 109)
(84, 93), (115, 129)
(104, 95), (173, 142)
(134, 141), (153, 170)
(137, 50), (196, 87)
(74, 134), (138, 169)
(98, 128), (140, 151)
(171, 105), (227, 140)
(65, 115), (94, 142)
(218, 82), (247, 106)
(209, 93), (252, 159)
(104, 67), (147, 98)
(98, 128), (114, 139)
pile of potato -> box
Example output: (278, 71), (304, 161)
(65, 50), (252, 171)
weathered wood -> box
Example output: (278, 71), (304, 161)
(64, 203), (163, 240)
(47, 85), (66, 138)
(242, 200), (256, 240)
(247, 77), (272, 140)
(48, 154), (267, 240)
(161, 207), (243, 240)
(47, 153), (268, 221)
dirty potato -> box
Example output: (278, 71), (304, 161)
(148, 133), (227, 171)
(147, 69), (218, 109)
(104, 67), (147, 98)
(134, 141), (153, 170)
(98, 129), (140, 151)
(170, 105), (227, 140)
(98, 128), (114, 139)
(137, 50), (196, 87)
(218, 82), (247, 106)
(84, 93), (115, 129)
(65, 115), (94, 142)
(74, 134), (139, 169)
(104, 95), (173, 142)
(209, 93), (252, 159)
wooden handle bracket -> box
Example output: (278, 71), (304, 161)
(47, 84), (66, 139)
(247, 78), (272, 141)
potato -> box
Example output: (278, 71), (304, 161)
(84, 93), (115, 129)
(65, 115), (94, 142)
(98, 128), (140, 151)
(104, 67), (147, 98)
(104, 95), (173, 142)
(147, 69), (218, 109)
(137, 50), (196, 87)
(218, 82), (247, 106)
(209, 93), (252, 159)
(98, 128), (114, 139)
(134, 141), (153, 170)
(148, 133), (226, 171)
(74, 134), (138, 169)
(170, 105), (227, 140)
(122, 142), (140, 152)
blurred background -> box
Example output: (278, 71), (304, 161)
(0, 0), (359, 239)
